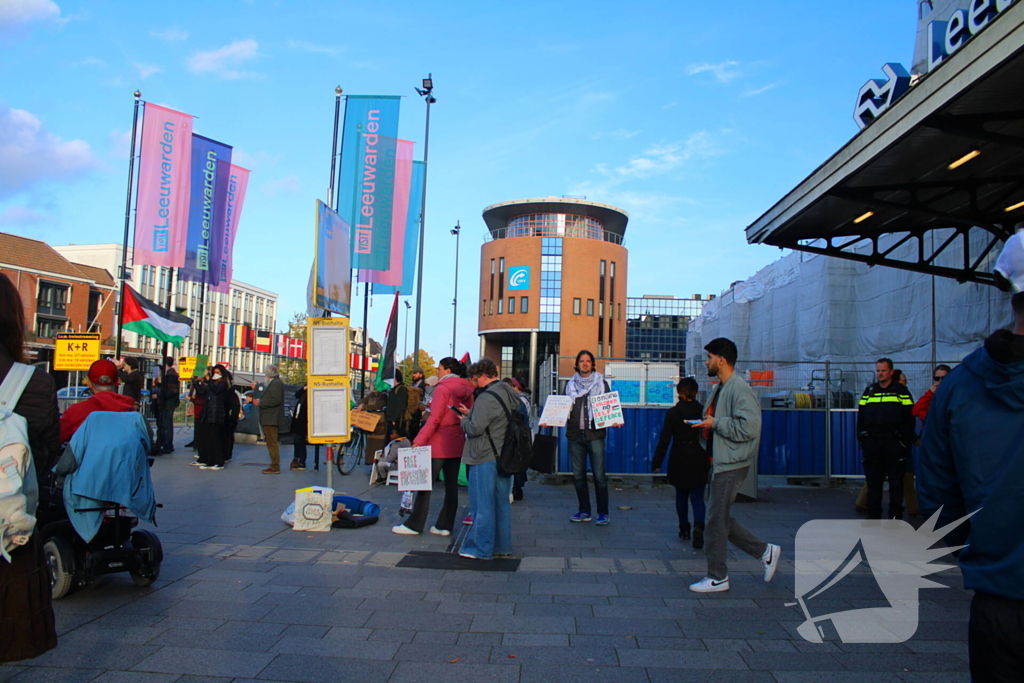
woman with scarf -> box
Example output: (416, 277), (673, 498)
(565, 350), (612, 525)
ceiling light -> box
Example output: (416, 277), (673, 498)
(853, 211), (874, 224)
(947, 150), (981, 169)
(1005, 200), (1024, 213)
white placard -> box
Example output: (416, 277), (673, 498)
(538, 395), (573, 427)
(309, 386), (350, 440)
(310, 325), (349, 376)
(398, 445), (432, 491)
(589, 391), (625, 429)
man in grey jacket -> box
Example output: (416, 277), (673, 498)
(689, 337), (780, 593)
(453, 358), (519, 560)
(257, 365), (285, 474)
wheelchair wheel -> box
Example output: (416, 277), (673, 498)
(43, 536), (75, 599)
(129, 530), (163, 586)
(335, 435), (363, 476)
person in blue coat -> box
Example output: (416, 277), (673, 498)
(918, 234), (1024, 683)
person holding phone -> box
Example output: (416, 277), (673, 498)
(652, 377), (709, 548)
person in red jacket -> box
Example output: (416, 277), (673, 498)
(912, 364), (952, 422)
(59, 359), (137, 443)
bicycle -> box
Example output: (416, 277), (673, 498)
(335, 427), (366, 476)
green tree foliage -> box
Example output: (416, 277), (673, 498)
(398, 350), (437, 383)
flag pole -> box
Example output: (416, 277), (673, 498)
(412, 75), (435, 373)
(116, 90), (142, 360)
(327, 86), (342, 209)
(361, 282), (370, 399)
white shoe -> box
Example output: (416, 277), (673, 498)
(391, 525), (419, 535)
(689, 576), (730, 593)
(429, 526), (451, 537)
(762, 543), (781, 583)
(509, 493), (515, 504)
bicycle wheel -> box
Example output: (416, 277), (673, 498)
(336, 434), (362, 475)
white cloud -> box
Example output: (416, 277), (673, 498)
(686, 60), (741, 83)
(741, 82), (781, 98)
(231, 148), (277, 171)
(0, 0), (60, 39)
(287, 39), (338, 55)
(107, 129), (132, 158)
(151, 27), (187, 42)
(135, 63), (162, 79)
(0, 205), (52, 226)
(662, 102), (678, 110)
(593, 129), (641, 141)
(77, 56), (104, 67)
(597, 131), (720, 180)
(261, 174), (300, 197)
(0, 105), (98, 198)
(187, 39), (259, 79)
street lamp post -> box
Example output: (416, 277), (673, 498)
(403, 300), (411, 364)
(451, 221), (460, 355)
(412, 74), (435, 372)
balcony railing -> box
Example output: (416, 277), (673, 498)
(485, 226), (624, 245)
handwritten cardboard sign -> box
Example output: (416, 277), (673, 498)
(398, 445), (432, 491)
(538, 395), (573, 427)
(350, 410), (383, 433)
(588, 391), (625, 429)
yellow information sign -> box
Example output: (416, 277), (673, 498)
(306, 317), (350, 445)
(53, 333), (102, 371)
(178, 355), (208, 379)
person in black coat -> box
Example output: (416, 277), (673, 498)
(192, 365), (230, 470)
(652, 377), (710, 548)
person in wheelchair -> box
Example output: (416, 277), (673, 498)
(59, 359), (138, 443)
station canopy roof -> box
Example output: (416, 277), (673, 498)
(746, 5), (1024, 287)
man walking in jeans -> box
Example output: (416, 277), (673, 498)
(564, 350), (611, 525)
(690, 337), (780, 593)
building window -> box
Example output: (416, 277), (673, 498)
(618, 303), (621, 320)
(598, 342), (603, 357)
(539, 238), (563, 332)
(498, 258), (505, 301)
(501, 346), (513, 376)
(610, 262), (616, 278)
(482, 299), (487, 316)
(600, 260), (606, 276)
(573, 298), (581, 315)
(37, 281), (69, 317)
(35, 316), (67, 339)
(489, 301), (493, 315)
(599, 302), (604, 318)
(587, 299), (594, 316)
(497, 298), (503, 314)
(521, 297), (528, 313)
(508, 297), (515, 314)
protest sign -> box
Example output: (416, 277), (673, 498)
(538, 395), (572, 427)
(589, 391), (625, 429)
(398, 445), (432, 491)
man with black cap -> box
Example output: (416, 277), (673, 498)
(155, 357), (180, 454)
(59, 359), (137, 442)
(919, 231), (1024, 682)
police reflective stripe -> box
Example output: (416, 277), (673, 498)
(859, 395), (911, 405)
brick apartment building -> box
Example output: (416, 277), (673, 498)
(0, 232), (120, 377)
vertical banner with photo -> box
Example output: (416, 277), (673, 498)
(313, 200), (352, 316)
(180, 135), (233, 287)
(338, 95), (401, 272)
(134, 103), (194, 267)
(358, 139), (415, 286)
(212, 164), (249, 294)
(373, 160), (425, 296)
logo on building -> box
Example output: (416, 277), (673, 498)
(508, 266), (530, 290)
(790, 511), (973, 643)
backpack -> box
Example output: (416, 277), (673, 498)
(404, 385), (424, 424)
(0, 363), (39, 562)
(482, 386), (534, 475)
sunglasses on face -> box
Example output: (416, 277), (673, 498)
(933, 376), (944, 382)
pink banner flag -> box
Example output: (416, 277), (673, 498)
(359, 139), (415, 286)
(134, 103), (194, 267)
(211, 164), (249, 294)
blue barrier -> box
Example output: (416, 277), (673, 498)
(551, 407), (866, 477)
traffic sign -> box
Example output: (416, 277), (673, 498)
(53, 333), (102, 371)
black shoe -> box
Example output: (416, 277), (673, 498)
(513, 486), (524, 501)
(693, 524), (704, 550)
(160, 446), (174, 454)
(679, 527), (691, 541)
(184, 441), (195, 448)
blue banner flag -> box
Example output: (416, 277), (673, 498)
(338, 95), (401, 272)
(374, 160), (425, 296)
(180, 134), (232, 286)
(313, 200), (351, 316)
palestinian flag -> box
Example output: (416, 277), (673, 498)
(374, 293), (399, 392)
(122, 284), (193, 347)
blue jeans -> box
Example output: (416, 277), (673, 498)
(461, 460), (512, 559)
(158, 409), (175, 450)
(675, 486), (706, 529)
(293, 435), (307, 467)
(569, 438), (608, 515)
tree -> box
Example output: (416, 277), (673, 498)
(279, 311), (308, 385)
(398, 350), (437, 384)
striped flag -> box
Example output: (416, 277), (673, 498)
(255, 330), (272, 353)
(122, 285), (193, 347)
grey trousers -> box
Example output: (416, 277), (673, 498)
(705, 466), (767, 581)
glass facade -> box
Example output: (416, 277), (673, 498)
(625, 296), (710, 361)
(507, 213), (610, 241)
(539, 237), (562, 332)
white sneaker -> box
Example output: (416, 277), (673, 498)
(429, 526), (451, 537)
(509, 493), (515, 504)
(762, 543), (781, 583)
(689, 576), (730, 593)
(391, 525), (419, 535)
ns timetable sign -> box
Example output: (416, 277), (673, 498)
(53, 333), (102, 371)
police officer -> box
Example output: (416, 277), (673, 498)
(857, 357), (915, 519)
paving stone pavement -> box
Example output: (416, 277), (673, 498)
(2, 436), (972, 682)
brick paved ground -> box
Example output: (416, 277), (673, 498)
(2, 436), (972, 682)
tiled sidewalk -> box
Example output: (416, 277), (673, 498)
(2, 439), (971, 682)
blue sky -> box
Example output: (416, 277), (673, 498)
(0, 0), (919, 360)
